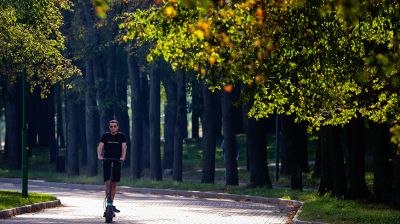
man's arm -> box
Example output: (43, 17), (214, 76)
(120, 142), (127, 161)
(97, 142), (104, 160)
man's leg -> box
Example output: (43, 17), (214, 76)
(110, 162), (121, 213)
(111, 182), (120, 212)
(111, 182), (117, 201)
(105, 180), (111, 199)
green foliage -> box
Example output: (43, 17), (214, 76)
(0, 190), (56, 211)
(0, 0), (80, 96)
(119, 0), (400, 132)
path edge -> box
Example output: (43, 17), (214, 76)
(0, 199), (61, 219)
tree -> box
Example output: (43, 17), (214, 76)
(173, 69), (186, 181)
(0, 0), (79, 170)
(161, 65), (177, 171)
(4, 82), (22, 169)
(221, 85), (239, 185)
(319, 126), (347, 197)
(114, 47), (131, 168)
(149, 60), (162, 180)
(244, 103), (271, 188)
(201, 83), (218, 183)
(190, 77), (202, 139)
(55, 85), (66, 148)
(119, 0), (400, 130)
(128, 52), (143, 178)
(119, 0), (400, 207)
(0, 0), (78, 94)
(281, 115), (308, 190)
(66, 89), (80, 175)
(370, 123), (392, 203)
(346, 117), (370, 199)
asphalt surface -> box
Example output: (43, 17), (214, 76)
(0, 180), (293, 224)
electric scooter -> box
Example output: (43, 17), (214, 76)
(102, 158), (122, 223)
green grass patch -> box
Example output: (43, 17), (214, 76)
(0, 190), (56, 211)
(300, 194), (400, 224)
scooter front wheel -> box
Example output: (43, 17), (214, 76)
(105, 206), (114, 223)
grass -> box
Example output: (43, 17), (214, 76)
(300, 195), (400, 224)
(0, 190), (56, 211)
(1, 135), (399, 223)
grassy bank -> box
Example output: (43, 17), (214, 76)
(0, 190), (56, 211)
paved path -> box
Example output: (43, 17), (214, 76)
(0, 181), (293, 224)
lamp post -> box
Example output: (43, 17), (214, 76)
(22, 72), (28, 197)
(275, 112), (280, 182)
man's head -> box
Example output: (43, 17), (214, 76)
(109, 120), (119, 134)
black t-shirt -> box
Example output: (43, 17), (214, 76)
(100, 132), (126, 159)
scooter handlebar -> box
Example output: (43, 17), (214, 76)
(102, 158), (123, 162)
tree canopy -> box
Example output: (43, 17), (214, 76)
(0, 0), (79, 95)
(119, 0), (400, 129)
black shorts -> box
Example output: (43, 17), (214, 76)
(103, 161), (121, 182)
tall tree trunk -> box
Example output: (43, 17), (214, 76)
(94, 55), (111, 134)
(319, 126), (347, 197)
(103, 46), (117, 132)
(66, 90), (79, 175)
(173, 70), (186, 181)
(5, 81), (22, 170)
(191, 77), (201, 139)
(182, 104), (188, 140)
(128, 53), (143, 179)
(281, 115), (304, 190)
(313, 137), (322, 178)
(114, 47), (131, 168)
(81, 0), (99, 176)
(215, 93), (222, 139)
(141, 72), (150, 169)
(280, 116), (290, 175)
(328, 126), (347, 197)
(392, 145), (400, 208)
(149, 61), (162, 180)
(55, 85), (65, 148)
(319, 127), (331, 194)
(85, 59), (99, 176)
(201, 83), (218, 183)
(300, 125), (309, 173)
(37, 96), (51, 147)
(232, 87), (243, 134)
(48, 91), (58, 163)
(2, 83), (7, 159)
(161, 68), (177, 171)
(77, 101), (87, 166)
(27, 91), (39, 147)
(222, 88), (239, 186)
(370, 122), (392, 203)
(241, 104), (250, 171)
(347, 117), (370, 199)
(245, 104), (271, 188)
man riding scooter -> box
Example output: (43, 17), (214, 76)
(97, 120), (127, 214)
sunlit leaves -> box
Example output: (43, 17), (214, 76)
(0, 0), (80, 95)
(164, 6), (178, 17)
(93, 0), (110, 19)
(119, 0), (400, 130)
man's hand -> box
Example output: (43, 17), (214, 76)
(120, 157), (125, 161)
(98, 155), (104, 160)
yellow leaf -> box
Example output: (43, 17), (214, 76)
(194, 30), (205, 40)
(164, 6), (177, 17)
